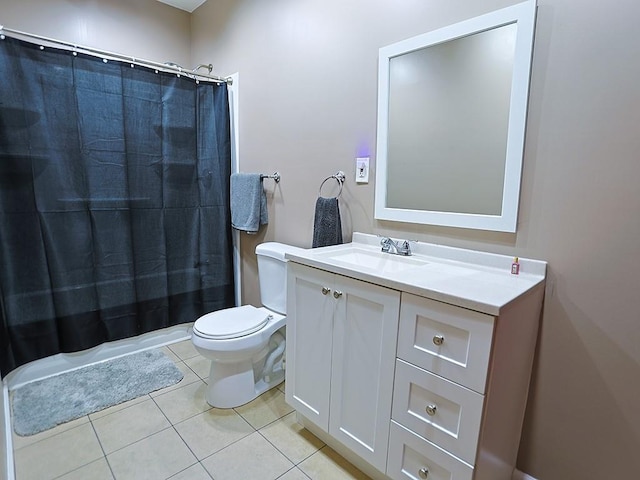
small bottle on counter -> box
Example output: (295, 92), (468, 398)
(511, 257), (520, 275)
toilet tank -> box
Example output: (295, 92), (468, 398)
(255, 242), (305, 315)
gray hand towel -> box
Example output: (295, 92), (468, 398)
(312, 197), (343, 248)
(231, 173), (268, 233)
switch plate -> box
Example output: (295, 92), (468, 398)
(356, 157), (369, 184)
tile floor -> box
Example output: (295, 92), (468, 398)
(10, 340), (372, 480)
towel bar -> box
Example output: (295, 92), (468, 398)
(261, 172), (280, 183)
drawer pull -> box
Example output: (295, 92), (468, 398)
(425, 404), (437, 416)
(333, 290), (343, 298)
(321, 287), (331, 295)
(432, 335), (445, 346)
(418, 467), (430, 479)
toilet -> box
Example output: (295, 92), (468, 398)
(191, 242), (304, 408)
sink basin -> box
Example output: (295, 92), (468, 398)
(324, 247), (428, 274)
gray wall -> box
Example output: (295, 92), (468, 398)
(2, 0), (640, 478)
(191, 1), (640, 479)
(0, 0), (191, 66)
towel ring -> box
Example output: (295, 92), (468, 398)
(318, 171), (345, 198)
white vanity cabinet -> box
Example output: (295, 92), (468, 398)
(285, 234), (546, 480)
(387, 289), (544, 480)
(285, 262), (401, 472)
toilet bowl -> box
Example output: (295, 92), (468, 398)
(191, 242), (304, 408)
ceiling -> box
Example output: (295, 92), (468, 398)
(156, 0), (207, 13)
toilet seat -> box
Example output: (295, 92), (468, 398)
(193, 305), (272, 340)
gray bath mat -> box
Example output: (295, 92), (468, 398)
(11, 348), (184, 436)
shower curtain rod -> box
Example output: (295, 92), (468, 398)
(0, 25), (232, 85)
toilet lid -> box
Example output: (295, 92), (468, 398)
(193, 305), (271, 340)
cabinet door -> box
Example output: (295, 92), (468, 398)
(329, 274), (400, 473)
(285, 263), (334, 430)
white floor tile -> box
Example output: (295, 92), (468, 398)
(154, 380), (211, 424)
(201, 431), (294, 480)
(168, 462), (213, 480)
(174, 407), (254, 460)
(183, 355), (210, 381)
(11, 414), (90, 451)
(298, 446), (372, 480)
(56, 457), (115, 480)
(168, 340), (200, 360)
(92, 398), (171, 454)
(89, 394), (150, 421)
(14, 422), (103, 480)
(106, 428), (197, 480)
(278, 467), (313, 480)
(234, 387), (293, 430)
(259, 412), (325, 464)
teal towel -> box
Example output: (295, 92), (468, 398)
(231, 173), (268, 233)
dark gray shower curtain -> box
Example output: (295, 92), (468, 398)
(0, 37), (235, 376)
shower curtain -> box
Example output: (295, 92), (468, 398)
(0, 37), (235, 377)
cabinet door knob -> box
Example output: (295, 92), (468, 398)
(333, 290), (343, 298)
(418, 467), (430, 479)
(425, 404), (437, 416)
(432, 335), (445, 346)
(321, 287), (331, 295)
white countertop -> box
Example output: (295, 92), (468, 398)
(285, 233), (547, 316)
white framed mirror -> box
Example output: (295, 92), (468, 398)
(374, 1), (537, 232)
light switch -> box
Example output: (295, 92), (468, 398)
(356, 157), (369, 184)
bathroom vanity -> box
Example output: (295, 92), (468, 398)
(285, 233), (546, 480)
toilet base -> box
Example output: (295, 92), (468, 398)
(205, 359), (284, 409)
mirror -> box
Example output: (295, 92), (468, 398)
(375, 1), (537, 232)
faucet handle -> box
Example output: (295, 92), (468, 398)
(399, 240), (412, 256)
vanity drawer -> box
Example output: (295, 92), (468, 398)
(397, 293), (494, 394)
(387, 421), (474, 480)
(392, 359), (484, 465)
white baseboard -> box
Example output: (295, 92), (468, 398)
(513, 469), (538, 480)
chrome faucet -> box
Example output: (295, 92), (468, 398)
(380, 237), (397, 254)
(380, 237), (412, 256)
